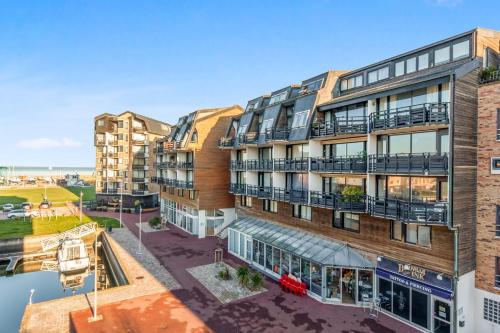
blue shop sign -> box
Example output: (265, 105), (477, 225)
(377, 257), (453, 300)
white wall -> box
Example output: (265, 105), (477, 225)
(198, 210), (206, 238)
(456, 270), (475, 333)
(366, 98), (378, 197)
(474, 283), (500, 333)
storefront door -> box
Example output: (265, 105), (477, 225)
(341, 268), (356, 304)
(325, 267), (341, 301)
(432, 297), (451, 333)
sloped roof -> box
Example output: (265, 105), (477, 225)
(229, 216), (374, 268)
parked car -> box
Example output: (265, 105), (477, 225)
(7, 209), (31, 219)
(39, 201), (52, 209)
(2, 204), (14, 212)
(21, 202), (32, 210)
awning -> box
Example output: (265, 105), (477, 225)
(229, 216), (374, 269)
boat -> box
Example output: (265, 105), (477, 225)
(57, 239), (90, 274)
(60, 269), (90, 292)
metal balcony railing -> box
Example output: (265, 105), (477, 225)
(238, 132), (258, 145)
(367, 196), (448, 225)
(132, 190), (147, 195)
(368, 102), (449, 132)
(310, 156), (367, 173)
(368, 153), (448, 175)
(176, 180), (194, 189)
(132, 177), (146, 183)
(265, 127), (290, 141)
(218, 137), (235, 148)
(132, 164), (147, 170)
(274, 158), (309, 172)
(311, 117), (368, 137)
(309, 192), (367, 212)
(479, 69), (500, 84)
(177, 161), (194, 169)
(229, 183), (247, 194)
(230, 160), (246, 170)
(246, 159), (273, 171)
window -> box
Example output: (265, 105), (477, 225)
(189, 190), (195, 200)
(118, 120), (124, 128)
(303, 79), (323, 92)
(333, 212), (360, 232)
(395, 61), (405, 76)
(493, 158), (500, 174)
(340, 75), (363, 91)
(434, 46), (450, 65)
(393, 222), (431, 247)
(484, 298), (500, 324)
(368, 66), (389, 84)
(269, 91), (287, 105)
(291, 110), (310, 128)
(237, 124), (248, 136)
(246, 101), (259, 112)
(496, 258), (500, 288)
(260, 119), (274, 134)
(293, 204), (311, 220)
(418, 54), (429, 70)
(241, 195), (252, 207)
(406, 57), (416, 73)
(177, 189), (184, 197)
(190, 130), (198, 142)
(453, 40), (470, 60)
(97, 119), (104, 126)
(263, 199), (277, 213)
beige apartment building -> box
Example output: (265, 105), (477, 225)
(94, 111), (170, 208)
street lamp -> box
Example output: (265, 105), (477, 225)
(79, 191), (83, 223)
(119, 182), (123, 228)
(137, 205), (142, 255)
(90, 232), (102, 322)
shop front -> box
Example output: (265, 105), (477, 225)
(228, 216), (375, 305)
(376, 257), (454, 333)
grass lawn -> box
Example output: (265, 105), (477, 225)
(0, 215), (119, 239)
(0, 186), (96, 206)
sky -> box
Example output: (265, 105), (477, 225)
(0, 0), (498, 167)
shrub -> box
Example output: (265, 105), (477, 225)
(341, 186), (364, 202)
(149, 216), (161, 228)
(217, 266), (231, 280)
(480, 66), (498, 80)
(250, 271), (264, 290)
(236, 265), (250, 287)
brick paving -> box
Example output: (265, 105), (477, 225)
(90, 210), (419, 333)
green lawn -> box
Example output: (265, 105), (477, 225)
(0, 186), (96, 206)
(0, 215), (119, 239)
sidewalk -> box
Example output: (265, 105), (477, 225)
(89, 211), (418, 333)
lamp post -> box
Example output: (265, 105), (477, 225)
(137, 205), (142, 255)
(119, 183), (123, 228)
(90, 232), (102, 322)
(79, 191), (83, 223)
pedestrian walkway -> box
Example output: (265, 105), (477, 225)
(90, 211), (418, 333)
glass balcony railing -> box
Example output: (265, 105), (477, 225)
(265, 127), (290, 141)
(246, 159), (273, 171)
(229, 183), (247, 194)
(310, 156), (367, 173)
(368, 153), (448, 175)
(274, 158), (309, 172)
(368, 102), (449, 132)
(311, 117), (368, 137)
(367, 196), (448, 225)
(309, 192), (366, 212)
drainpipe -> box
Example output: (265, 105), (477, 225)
(447, 73), (459, 333)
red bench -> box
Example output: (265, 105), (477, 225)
(279, 274), (307, 296)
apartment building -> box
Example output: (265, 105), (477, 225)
(221, 28), (500, 333)
(475, 61), (500, 332)
(153, 106), (243, 238)
(94, 111), (170, 208)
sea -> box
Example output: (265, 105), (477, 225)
(0, 166), (95, 177)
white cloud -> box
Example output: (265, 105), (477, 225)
(17, 137), (82, 149)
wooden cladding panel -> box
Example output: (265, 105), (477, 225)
(236, 199), (454, 274)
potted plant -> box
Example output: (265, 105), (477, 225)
(236, 265), (250, 287)
(480, 66), (498, 81)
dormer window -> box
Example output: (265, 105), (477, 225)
(452, 40), (469, 60)
(340, 75), (363, 91)
(291, 110), (310, 128)
(269, 91), (288, 105)
(246, 102), (259, 112)
(260, 119), (274, 134)
(237, 124), (248, 136)
(368, 66), (389, 84)
(190, 130), (198, 142)
(302, 79), (323, 93)
(434, 46), (450, 65)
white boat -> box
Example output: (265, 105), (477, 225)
(57, 239), (90, 274)
(60, 269), (90, 291)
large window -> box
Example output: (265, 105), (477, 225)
(418, 54), (429, 70)
(293, 204), (311, 220)
(391, 220), (431, 247)
(333, 212), (360, 232)
(368, 66), (389, 84)
(323, 141), (365, 158)
(240, 195), (252, 207)
(263, 199), (278, 213)
(380, 176), (438, 202)
(326, 103), (366, 123)
(260, 119), (274, 134)
(303, 79), (323, 92)
(452, 40), (470, 60)
(406, 57), (416, 74)
(322, 177), (364, 194)
(377, 130), (446, 156)
(496, 257), (500, 288)
(269, 91), (287, 105)
(287, 143), (309, 158)
(434, 46), (450, 65)
(340, 75), (363, 91)
(291, 110), (310, 128)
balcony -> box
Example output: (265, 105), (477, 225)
(104, 189), (119, 194)
(311, 117), (368, 138)
(96, 140), (105, 146)
(368, 153), (448, 175)
(132, 139), (148, 145)
(159, 161), (177, 169)
(230, 160), (246, 170)
(309, 192), (366, 213)
(229, 183), (247, 194)
(163, 178), (177, 187)
(132, 177), (146, 183)
(177, 161), (194, 169)
(265, 127), (290, 141)
(134, 152), (148, 158)
(272, 188), (308, 204)
(176, 180), (194, 189)
(368, 102), (449, 132)
(132, 164), (147, 170)
(367, 197), (448, 225)
(246, 159), (273, 171)
(132, 190), (148, 195)
(274, 158), (309, 172)
(310, 156), (367, 173)
(479, 69), (500, 84)
(218, 137), (235, 148)
(239, 132), (258, 145)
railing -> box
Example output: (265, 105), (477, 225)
(367, 196), (448, 224)
(132, 177), (146, 183)
(177, 161), (194, 169)
(132, 190), (147, 195)
(311, 116), (368, 137)
(265, 127), (290, 141)
(273, 187), (291, 202)
(134, 152), (148, 158)
(159, 161), (177, 169)
(176, 180), (194, 189)
(368, 102), (449, 132)
(239, 132), (258, 145)
(132, 164), (146, 170)
(479, 69), (500, 84)
(229, 183), (247, 194)
(368, 153), (448, 175)
(218, 137), (235, 148)
(163, 178), (177, 187)
(132, 139), (148, 145)
(246, 159), (273, 171)
(274, 158), (309, 172)
(41, 222), (97, 251)
(246, 185), (259, 197)
(230, 160), (246, 170)
(310, 156), (367, 173)
(309, 192), (366, 212)
(289, 189), (308, 204)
